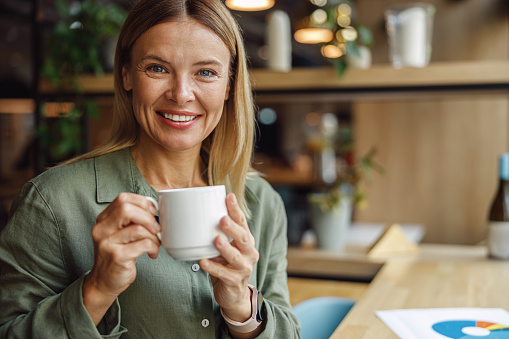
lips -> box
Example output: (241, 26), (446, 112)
(155, 110), (201, 130)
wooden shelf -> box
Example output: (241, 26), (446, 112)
(252, 60), (509, 91)
(39, 61), (509, 95)
(257, 166), (314, 186)
(39, 74), (115, 95)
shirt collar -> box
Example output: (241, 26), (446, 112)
(95, 148), (156, 203)
(94, 147), (258, 206)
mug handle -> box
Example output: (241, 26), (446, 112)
(145, 196), (162, 242)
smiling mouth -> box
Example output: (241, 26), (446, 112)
(157, 111), (198, 122)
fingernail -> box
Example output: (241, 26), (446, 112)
(149, 206), (157, 215)
(221, 217), (230, 229)
(201, 260), (209, 268)
(231, 194), (237, 205)
(154, 222), (161, 233)
(217, 236), (224, 246)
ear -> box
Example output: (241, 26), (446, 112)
(122, 66), (132, 91)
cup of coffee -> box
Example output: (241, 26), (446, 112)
(146, 185), (228, 261)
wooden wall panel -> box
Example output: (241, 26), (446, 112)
(352, 96), (509, 245)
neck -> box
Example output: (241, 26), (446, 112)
(130, 142), (207, 191)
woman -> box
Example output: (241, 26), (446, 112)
(0, 0), (300, 338)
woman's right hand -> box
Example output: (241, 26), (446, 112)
(82, 193), (161, 325)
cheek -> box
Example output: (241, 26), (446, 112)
(204, 84), (229, 111)
(131, 78), (161, 108)
(129, 83), (162, 127)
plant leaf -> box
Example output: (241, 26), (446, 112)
(345, 41), (360, 58)
(332, 58), (347, 77)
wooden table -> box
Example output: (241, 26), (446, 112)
(330, 244), (509, 338)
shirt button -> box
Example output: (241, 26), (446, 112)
(192, 263), (200, 272)
(201, 318), (210, 328)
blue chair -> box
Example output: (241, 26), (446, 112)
(293, 296), (355, 339)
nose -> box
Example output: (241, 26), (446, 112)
(165, 75), (195, 104)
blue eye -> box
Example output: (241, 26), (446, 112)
(150, 66), (165, 73)
(199, 70), (214, 77)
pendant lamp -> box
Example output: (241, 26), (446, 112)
(293, 7), (334, 44)
(225, 0), (275, 11)
(294, 28), (334, 44)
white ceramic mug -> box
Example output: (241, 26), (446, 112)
(146, 185), (228, 261)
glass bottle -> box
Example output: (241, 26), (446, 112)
(488, 153), (509, 259)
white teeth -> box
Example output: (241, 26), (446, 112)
(160, 112), (196, 122)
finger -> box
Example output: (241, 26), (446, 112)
(219, 216), (254, 254)
(112, 224), (160, 246)
(200, 257), (238, 285)
(96, 225), (160, 255)
(208, 255), (228, 266)
(120, 237), (160, 260)
(127, 193), (158, 215)
(214, 234), (251, 270)
(225, 193), (248, 230)
(97, 193), (158, 223)
(101, 200), (160, 235)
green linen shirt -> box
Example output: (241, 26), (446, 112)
(0, 148), (301, 338)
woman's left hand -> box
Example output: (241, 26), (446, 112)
(200, 193), (259, 322)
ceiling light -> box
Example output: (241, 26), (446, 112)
(294, 28), (334, 44)
(225, 0), (275, 11)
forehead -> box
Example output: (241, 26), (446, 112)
(131, 19), (231, 65)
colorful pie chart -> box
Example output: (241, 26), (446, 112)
(432, 320), (509, 338)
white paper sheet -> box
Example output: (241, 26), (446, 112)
(376, 308), (509, 339)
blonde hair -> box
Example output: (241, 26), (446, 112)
(65, 0), (255, 216)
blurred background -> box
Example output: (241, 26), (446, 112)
(0, 0), (508, 248)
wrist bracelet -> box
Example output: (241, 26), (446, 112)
(220, 284), (263, 333)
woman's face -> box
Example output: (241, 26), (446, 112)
(123, 19), (231, 153)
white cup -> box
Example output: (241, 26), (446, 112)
(146, 185), (228, 261)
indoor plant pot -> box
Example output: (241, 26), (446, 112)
(308, 148), (383, 250)
(309, 191), (352, 250)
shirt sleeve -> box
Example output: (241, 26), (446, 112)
(0, 182), (127, 338)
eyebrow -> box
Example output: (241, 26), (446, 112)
(140, 54), (225, 68)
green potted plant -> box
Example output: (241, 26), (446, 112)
(39, 0), (127, 164)
(308, 146), (384, 250)
(323, 0), (373, 76)
(294, 0), (373, 76)
(309, 147), (383, 211)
